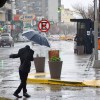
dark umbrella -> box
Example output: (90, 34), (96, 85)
(22, 30), (50, 47)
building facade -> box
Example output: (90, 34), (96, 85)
(15, 0), (61, 22)
(0, 1), (12, 21)
(48, 0), (61, 22)
(15, 0), (48, 17)
(61, 5), (74, 25)
(0, 0), (12, 27)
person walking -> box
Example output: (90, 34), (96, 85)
(9, 45), (34, 98)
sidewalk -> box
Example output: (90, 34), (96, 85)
(28, 41), (100, 87)
(1, 41), (100, 100)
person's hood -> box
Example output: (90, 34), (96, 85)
(25, 45), (30, 50)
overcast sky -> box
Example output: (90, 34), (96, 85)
(61, 0), (93, 10)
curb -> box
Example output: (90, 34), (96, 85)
(27, 73), (100, 87)
(27, 78), (86, 87)
(0, 97), (11, 100)
(28, 78), (100, 87)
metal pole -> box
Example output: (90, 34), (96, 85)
(98, 0), (100, 22)
(94, 0), (98, 60)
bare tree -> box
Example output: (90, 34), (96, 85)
(72, 4), (88, 18)
(72, 4), (94, 20)
(87, 4), (94, 20)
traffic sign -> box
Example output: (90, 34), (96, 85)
(38, 19), (50, 32)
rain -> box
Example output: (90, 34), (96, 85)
(0, 0), (100, 100)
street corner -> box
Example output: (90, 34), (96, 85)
(27, 73), (86, 87)
(28, 73), (100, 87)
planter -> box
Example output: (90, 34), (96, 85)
(48, 61), (63, 79)
(34, 57), (45, 73)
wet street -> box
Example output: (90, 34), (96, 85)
(0, 0), (98, 99)
(0, 41), (100, 100)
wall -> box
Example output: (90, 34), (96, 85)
(48, 0), (59, 22)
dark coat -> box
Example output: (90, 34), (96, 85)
(74, 35), (84, 46)
(84, 34), (94, 54)
(9, 46), (34, 73)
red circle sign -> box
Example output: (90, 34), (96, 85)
(38, 19), (50, 32)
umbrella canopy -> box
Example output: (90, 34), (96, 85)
(22, 30), (50, 47)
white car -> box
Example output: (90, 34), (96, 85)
(0, 33), (14, 47)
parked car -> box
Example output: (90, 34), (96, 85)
(0, 33), (14, 47)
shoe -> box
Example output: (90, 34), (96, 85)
(13, 93), (22, 98)
(23, 93), (31, 98)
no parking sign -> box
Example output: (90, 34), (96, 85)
(38, 19), (50, 32)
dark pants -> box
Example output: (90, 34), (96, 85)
(14, 70), (28, 94)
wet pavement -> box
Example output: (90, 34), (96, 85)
(0, 41), (100, 100)
(28, 41), (95, 82)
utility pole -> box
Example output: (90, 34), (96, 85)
(94, 0), (98, 60)
(93, 0), (100, 68)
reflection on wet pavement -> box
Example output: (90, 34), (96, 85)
(1, 41), (100, 99)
